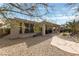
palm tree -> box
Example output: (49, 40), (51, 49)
(66, 20), (79, 35)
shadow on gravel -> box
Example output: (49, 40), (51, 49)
(0, 34), (55, 48)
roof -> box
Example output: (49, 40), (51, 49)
(13, 18), (60, 27)
(0, 17), (60, 27)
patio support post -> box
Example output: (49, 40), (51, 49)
(52, 27), (55, 33)
(42, 24), (46, 36)
(3, 28), (5, 34)
(10, 24), (20, 39)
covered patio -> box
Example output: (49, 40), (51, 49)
(3, 18), (60, 39)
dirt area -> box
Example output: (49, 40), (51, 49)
(58, 33), (79, 43)
(0, 33), (78, 56)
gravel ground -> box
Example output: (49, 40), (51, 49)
(58, 33), (79, 43)
(0, 33), (79, 56)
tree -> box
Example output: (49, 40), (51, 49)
(66, 20), (79, 34)
(0, 3), (51, 19)
(0, 3), (52, 28)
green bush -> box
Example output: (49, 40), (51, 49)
(62, 33), (67, 36)
(34, 24), (42, 33)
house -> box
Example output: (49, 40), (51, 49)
(0, 18), (60, 38)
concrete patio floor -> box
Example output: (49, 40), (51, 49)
(51, 36), (79, 54)
(0, 34), (79, 56)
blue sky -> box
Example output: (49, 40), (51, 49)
(44, 3), (76, 25)
(25, 3), (78, 25)
(0, 3), (78, 25)
(33, 3), (78, 25)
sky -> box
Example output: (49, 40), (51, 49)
(43, 3), (77, 25)
(0, 3), (79, 25)
(20, 3), (79, 25)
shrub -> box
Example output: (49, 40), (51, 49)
(62, 33), (67, 36)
